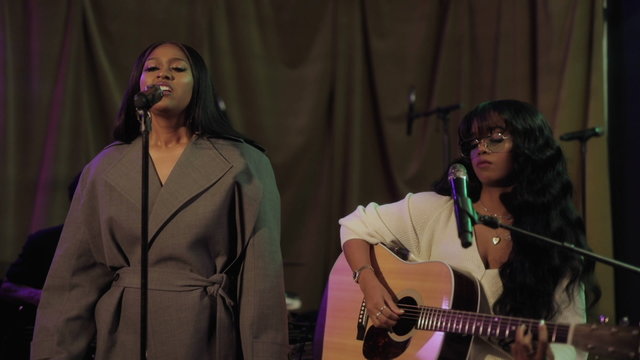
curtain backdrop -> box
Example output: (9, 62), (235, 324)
(1, 0), (613, 317)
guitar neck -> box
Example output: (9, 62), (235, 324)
(407, 304), (569, 344)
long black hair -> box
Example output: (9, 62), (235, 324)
(434, 99), (599, 319)
(113, 41), (257, 149)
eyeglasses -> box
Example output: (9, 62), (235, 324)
(460, 129), (511, 156)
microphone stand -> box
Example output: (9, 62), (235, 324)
(462, 204), (640, 276)
(559, 127), (604, 222)
(406, 93), (461, 171)
(135, 108), (151, 360)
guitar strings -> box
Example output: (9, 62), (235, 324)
(390, 303), (569, 339)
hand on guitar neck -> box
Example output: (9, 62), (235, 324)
(512, 322), (554, 360)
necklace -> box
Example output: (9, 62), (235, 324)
(478, 200), (513, 245)
(478, 200), (513, 221)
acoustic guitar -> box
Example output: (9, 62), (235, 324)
(317, 245), (639, 359)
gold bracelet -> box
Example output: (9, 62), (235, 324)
(352, 264), (374, 283)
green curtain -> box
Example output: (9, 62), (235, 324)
(0, 0), (612, 317)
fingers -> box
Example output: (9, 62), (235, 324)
(368, 300), (401, 328)
(511, 321), (554, 360)
(360, 277), (404, 329)
(512, 324), (534, 359)
(367, 293), (404, 328)
(535, 321), (553, 360)
(387, 300), (404, 318)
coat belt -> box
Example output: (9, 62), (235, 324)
(112, 267), (237, 358)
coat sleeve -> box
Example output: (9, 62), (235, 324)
(31, 169), (113, 359)
(236, 150), (289, 359)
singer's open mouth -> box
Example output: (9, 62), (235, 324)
(146, 84), (172, 93)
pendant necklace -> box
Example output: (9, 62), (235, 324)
(478, 200), (513, 245)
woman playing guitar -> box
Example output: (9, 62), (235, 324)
(340, 100), (600, 359)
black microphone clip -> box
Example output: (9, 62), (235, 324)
(478, 214), (500, 229)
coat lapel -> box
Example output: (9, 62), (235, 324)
(104, 138), (149, 209)
(104, 137), (232, 246)
(148, 137), (232, 243)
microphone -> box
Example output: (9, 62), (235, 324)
(407, 87), (416, 135)
(448, 163), (474, 248)
(134, 85), (164, 110)
(559, 127), (604, 142)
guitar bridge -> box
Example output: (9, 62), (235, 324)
(357, 299), (368, 340)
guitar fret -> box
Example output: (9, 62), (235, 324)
(489, 317), (495, 337)
(442, 312), (453, 332)
(432, 308), (438, 330)
(429, 309), (437, 330)
(477, 315), (484, 336)
(420, 308), (426, 330)
(418, 305), (426, 330)
(428, 309), (436, 329)
(453, 311), (458, 332)
(452, 311), (457, 333)
(464, 313), (470, 334)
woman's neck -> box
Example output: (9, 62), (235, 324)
(149, 115), (192, 148)
(477, 186), (511, 216)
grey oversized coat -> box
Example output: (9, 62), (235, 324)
(31, 137), (289, 359)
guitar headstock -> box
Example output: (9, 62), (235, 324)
(571, 323), (639, 359)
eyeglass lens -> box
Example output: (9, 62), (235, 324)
(464, 129), (509, 155)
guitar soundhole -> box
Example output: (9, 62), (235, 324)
(361, 296), (417, 359)
(362, 327), (409, 360)
(392, 296), (418, 336)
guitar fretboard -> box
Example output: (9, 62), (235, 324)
(401, 304), (570, 343)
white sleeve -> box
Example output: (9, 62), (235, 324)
(550, 281), (588, 360)
(339, 192), (453, 259)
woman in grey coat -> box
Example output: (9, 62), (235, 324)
(31, 41), (289, 359)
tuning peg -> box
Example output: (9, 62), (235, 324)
(599, 315), (609, 324)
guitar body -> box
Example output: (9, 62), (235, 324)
(319, 245), (483, 360)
